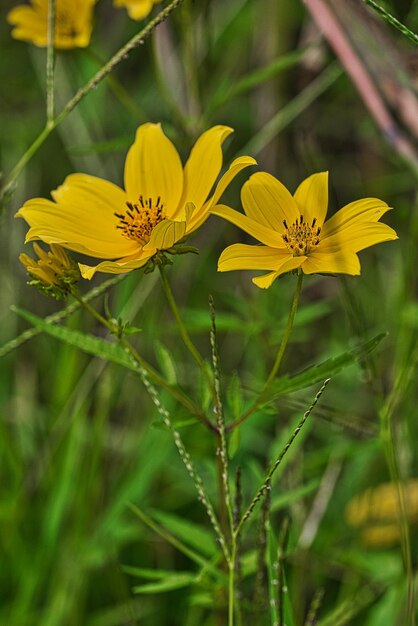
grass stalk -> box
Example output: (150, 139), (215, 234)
(209, 296), (233, 531)
(1, 0), (186, 202)
(159, 264), (216, 402)
(235, 379), (330, 535)
(132, 361), (231, 564)
(70, 287), (215, 431)
(362, 0), (418, 45)
(46, 0), (56, 124)
(0, 275), (126, 358)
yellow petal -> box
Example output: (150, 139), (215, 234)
(17, 192), (140, 259)
(177, 126), (233, 216)
(124, 123), (183, 217)
(252, 257), (306, 288)
(242, 172), (300, 227)
(8, 0), (94, 49)
(210, 204), (286, 248)
(144, 219), (186, 250)
(114, 0), (155, 20)
(293, 172), (328, 227)
(218, 244), (291, 272)
(319, 222), (398, 253)
(79, 253), (154, 279)
(187, 155), (257, 233)
(321, 198), (391, 238)
(302, 251), (360, 275)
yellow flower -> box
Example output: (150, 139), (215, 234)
(20, 243), (79, 298)
(345, 480), (418, 548)
(7, 0), (95, 49)
(113, 0), (161, 20)
(17, 123), (256, 279)
(211, 171), (397, 288)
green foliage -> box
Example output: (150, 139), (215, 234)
(2, 0), (417, 624)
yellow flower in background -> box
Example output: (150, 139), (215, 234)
(20, 243), (79, 298)
(7, 0), (95, 49)
(113, 0), (161, 21)
(345, 480), (418, 548)
(211, 171), (397, 288)
(17, 123), (256, 279)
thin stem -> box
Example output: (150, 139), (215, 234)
(234, 379), (330, 537)
(209, 295), (234, 548)
(380, 404), (415, 624)
(1, 0), (185, 202)
(70, 287), (215, 432)
(362, 0), (418, 45)
(228, 271), (303, 432)
(133, 364), (231, 564)
(158, 264), (215, 396)
(228, 538), (236, 626)
(46, 0), (56, 123)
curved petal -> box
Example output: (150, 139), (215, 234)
(186, 155), (257, 233)
(51, 173), (128, 233)
(144, 219), (186, 250)
(242, 172), (300, 227)
(124, 123), (183, 217)
(252, 257), (306, 288)
(293, 172), (328, 227)
(218, 244), (291, 272)
(210, 204), (286, 248)
(178, 126), (233, 214)
(114, 0), (155, 20)
(79, 252), (154, 279)
(302, 251), (360, 275)
(319, 222), (398, 253)
(7, 6), (47, 46)
(321, 198), (391, 239)
(17, 192), (140, 259)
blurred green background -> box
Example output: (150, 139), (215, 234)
(1, 0), (418, 624)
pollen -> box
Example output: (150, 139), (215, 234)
(115, 195), (165, 243)
(282, 215), (321, 255)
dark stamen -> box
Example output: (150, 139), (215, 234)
(312, 217), (317, 227)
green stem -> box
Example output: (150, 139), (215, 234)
(227, 271), (303, 431)
(158, 264), (215, 395)
(228, 539), (236, 626)
(362, 0), (418, 45)
(380, 404), (415, 625)
(46, 0), (56, 123)
(70, 288), (215, 432)
(1, 0), (185, 202)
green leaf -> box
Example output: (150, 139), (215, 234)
(154, 341), (177, 385)
(13, 306), (137, 372)
(269, 333), (386, 399)
(123, 565), (193, 580)
(132, 573), (197, 594)
(149, 509), (218, 557)
(226, 371), (243, 421)
(271, 479), (320, 512)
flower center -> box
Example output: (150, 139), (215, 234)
(55, 9), (78, 38)
(115, 196), (165, 243)
(282, 215), (321, 255)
